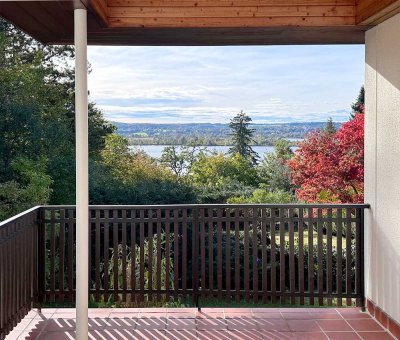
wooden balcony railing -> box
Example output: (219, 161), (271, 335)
(39, 204), (367, 308)
(0, 203), (368, 339)
(0, 207), (40, 340)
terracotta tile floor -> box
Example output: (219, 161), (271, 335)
(5, 307), (395, 339)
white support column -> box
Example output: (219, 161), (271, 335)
(75, 8), (89, 340)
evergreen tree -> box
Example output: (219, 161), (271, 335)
(228, 111), (259, 164)
(351, 86), (365, 118)
(325, 118), (336, 135)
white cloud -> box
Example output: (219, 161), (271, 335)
(87, 45), (364, 124)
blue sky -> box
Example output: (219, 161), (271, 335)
(87, 45), (365, 124)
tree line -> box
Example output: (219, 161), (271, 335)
(0, 18), (364, 221)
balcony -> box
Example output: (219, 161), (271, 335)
(2, 204), (393, 339)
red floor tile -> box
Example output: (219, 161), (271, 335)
(282, 312), (312, 320)
(196, 312), (224, 319)
(224, 311), (253, 318)
(325, 331), (360, 339)
(226, 318), (258, 330)
(317, 320), (353, 332)
(287, 320), (321, 332)
(293, 332), (327, 340)
(15, 330), (42, 339)
(197, 330), (232, 340)
(256, 319), (290, 331)
(224, 330), (265, 340)
(167, 319), (196, 330)
(347, 319), (384, 332)
(136, 318), (166, 330)
(261, 331), (295, 339)
(253, 312), (282, 319)
(132, 329), (166, 339)
(164, 330), (198, 339)
(309, 312), (342, 320)
(39, 331), (76, 339)
(197, 319), (227, 331)
(357, 331), (395, 340)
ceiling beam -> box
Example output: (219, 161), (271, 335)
(356, 0), (400, 25)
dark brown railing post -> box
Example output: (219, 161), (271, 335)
(37, 207), (46, 307)
(357, 207), (366, 310)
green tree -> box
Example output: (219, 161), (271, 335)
(228, 111), (259, 164)
(351, 86), (365, 118)
(189, 152), (258, 202)
(160, 145), (206, 177)
(228, 189), (294, 204)
(325, 118), (336, 135)
(258, 140), (294, 193)
(0, 157), (53, 220)
(91, 134), (197, 205)
(0, 18), (114, 214)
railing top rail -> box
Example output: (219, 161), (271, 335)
(41, 203), (370, 209)
(0, 206), (40, 228)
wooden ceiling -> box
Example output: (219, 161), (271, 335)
(0, 0), (400, 45)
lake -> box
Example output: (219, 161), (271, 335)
(129, 145), (277, 159)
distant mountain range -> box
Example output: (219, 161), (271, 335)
(113, 122), (342, 146)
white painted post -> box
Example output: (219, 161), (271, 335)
(75, 8), (88, 340)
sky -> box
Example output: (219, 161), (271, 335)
(87, 45), (365, 124)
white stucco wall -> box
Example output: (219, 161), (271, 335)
(365, 13), (400, 324)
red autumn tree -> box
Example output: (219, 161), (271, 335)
(288, 112), (364, 203)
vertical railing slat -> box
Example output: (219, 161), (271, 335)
(244, 208), (250, 302)
(95, 209), (101, 302)
(289, 208), (295, 305)
(279, 208), (285, 305)
(234, 208), (240, 303)
(182, 208), (188, 302)
(49, 209), (55, 303)
(317, 208), (324, 306)
(58, 209), (65, 303)
(308, 208), (314, 306)
(67, 209), (74, 303)
(165, 209), (170, 302)
(121, 209), (127, 302)
(298, 208), (304, 305)
(226, 211), (231, 303)
(208, 208), (214, 301)
(139, 209), (145, 302)
(173, 208), (179, 301)
(130, 210), (136, 302)
(104, 209), (110, 303)
(271, 209), (276, 304)
(156, 209), (162, 302)
(113, 209), (119, 302)
(356, 208), (364, 307)
(261, 208), (267, 304)
(252, 207), (258, 303)
(217, 208), (223, 302)
(200, 208), (206, 302)
(148, 211), (153, 301)
(346, 208), (352, 306)
(337, 208), (343, 307)
(327, 208), (333, 306)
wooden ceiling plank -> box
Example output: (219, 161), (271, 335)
(108, 16), (356, 27)
(87, 0), (109, 25)
(108, 0), (356, 7)
(108, 6), (355, 18)
(356, 0), (400, 24)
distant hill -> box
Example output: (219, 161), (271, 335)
(113, 122), (342, 146)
